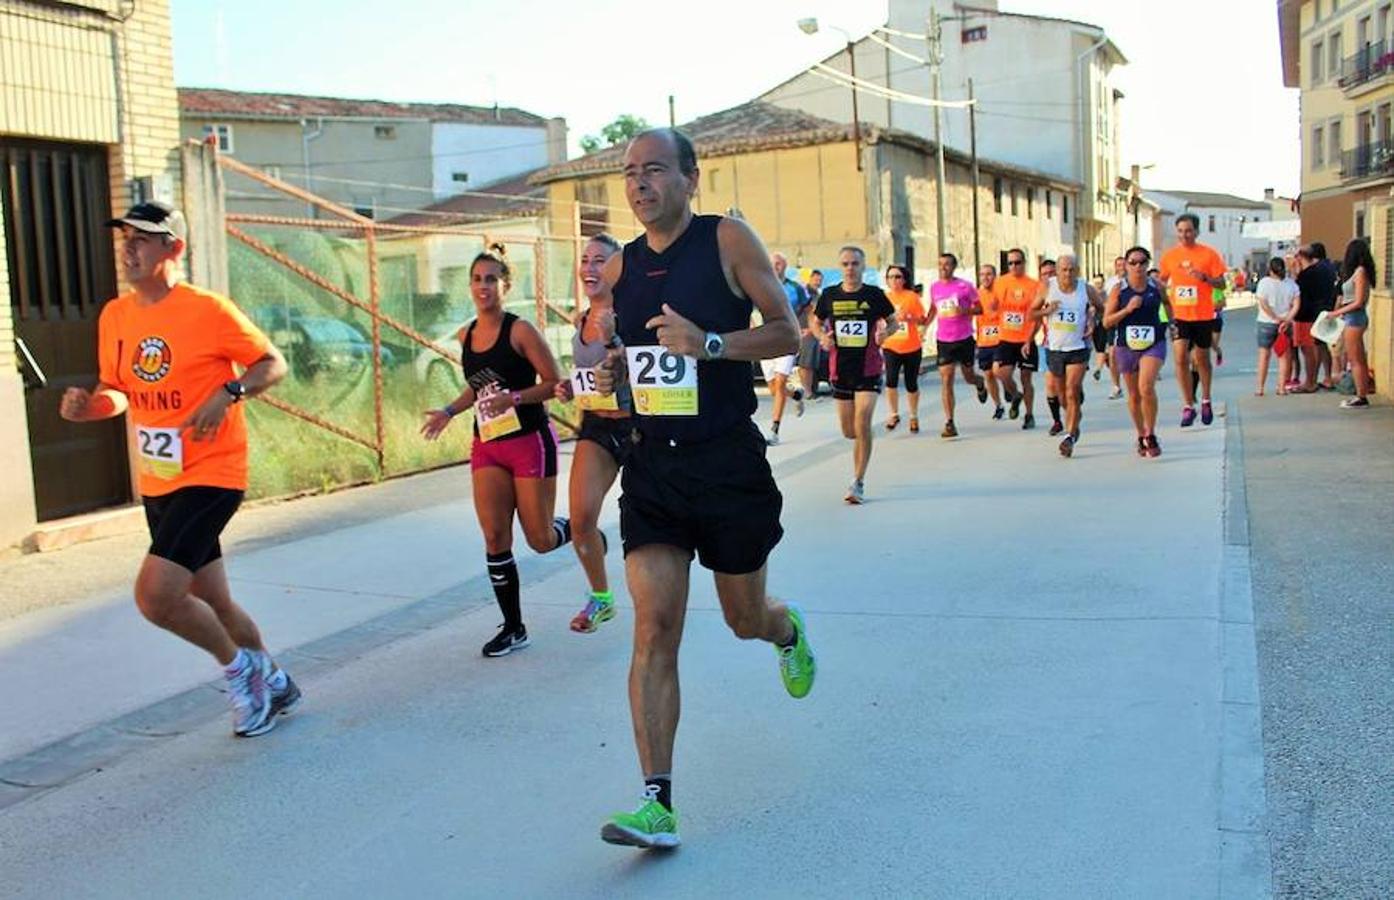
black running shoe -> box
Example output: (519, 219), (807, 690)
(1058, 435), (1074, 458)
(270, 672), (302, 716)
(976, 382), (988, 404)
(482, 624), (530, 658)
(1009, 394), (1022, 420)
(1048, 421), (1064, 437)
(1021, 413), (1036, 430)
(992, 406), (1005, 420)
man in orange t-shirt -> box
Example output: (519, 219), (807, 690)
(59, 201), (297, 738)
(1158, 212), (1227, 426)
(974, 264), (1005, 419)
(990, 248), (1041, 428)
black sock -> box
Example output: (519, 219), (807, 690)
(1048, 397), (1062, 424)
(645, 775), (673, 811)
(1191, 369), (1200, 396)
(551, 517), (572, 551)
(486, 552), (522, 629)
(771, 419), (781, 434)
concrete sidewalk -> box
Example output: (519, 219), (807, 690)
(0, 355), (1268, 896)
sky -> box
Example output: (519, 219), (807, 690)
(170, 0), (1298, 200)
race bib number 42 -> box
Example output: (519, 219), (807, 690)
(835, 319), (868, 348)
(569, 367), (619, 412)
(137, 426), (183, 480)
(626, 346), (698, 416)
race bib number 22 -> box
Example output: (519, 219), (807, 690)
(626, 346), (698, 416)
(137, 426), (183, 480)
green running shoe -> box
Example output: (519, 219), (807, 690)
(601, 787), (680, 849)
(778, 603), (816, 699)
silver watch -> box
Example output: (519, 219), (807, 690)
(703, 331), (725, 360)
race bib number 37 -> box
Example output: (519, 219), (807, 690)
(626, 346), (698, 416)
(137, 426), (183, 480)
(570, 367), (619, 412)
(835, 319), (869, 348)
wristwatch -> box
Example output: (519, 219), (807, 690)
(223, 380), (246, 403)
(703, 331), (725, 360)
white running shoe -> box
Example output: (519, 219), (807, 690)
(844, 480), (865, 504)
(226, 650), (275, 737)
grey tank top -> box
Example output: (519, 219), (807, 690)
(572, 307), (632, 413)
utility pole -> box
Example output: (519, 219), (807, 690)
(847, 39), (863, 171)
(968, 78), (980, 276)
(927, 8), (948, 254)
(668, 95), (676, 128)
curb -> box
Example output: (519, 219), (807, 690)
(1218, 401), (1276, 898)
(0, 427), (850, 812)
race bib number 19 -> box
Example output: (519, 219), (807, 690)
(835, 319), (868, 348)
(626, 346), (698, 416)
(137, 426), (183, 480)
(570, 367), (619, 412)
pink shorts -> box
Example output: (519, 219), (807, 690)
(470, 425), (559, 479)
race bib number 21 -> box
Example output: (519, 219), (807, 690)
(626, 346), (698, 416)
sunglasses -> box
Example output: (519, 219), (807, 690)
(1008, 260), (1025, 266)
(1126, 258), (1148, 266)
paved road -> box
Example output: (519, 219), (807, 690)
(0, 321), (1277, 897)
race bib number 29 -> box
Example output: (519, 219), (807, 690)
(137, 426), (183, 480)
(626, 346), (698, 416)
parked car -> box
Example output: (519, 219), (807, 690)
(288, 316), (395, 379)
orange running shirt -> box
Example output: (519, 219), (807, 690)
(98, 283), (271, 497)
(992, 273), (1039, 343)
(880, 287), (927, 354)
(1158, 243), (1226, 322)
(975, 288), (1002, 348)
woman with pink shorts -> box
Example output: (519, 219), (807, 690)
(421, 245), (568, 658)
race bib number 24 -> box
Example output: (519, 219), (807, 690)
(626, 346), (698, 416)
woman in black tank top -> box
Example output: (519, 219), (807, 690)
(420, 248), (572, 657)
(552, 234), (628, 634)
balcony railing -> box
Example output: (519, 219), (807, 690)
(1340, 141), (1394, 180)
(1339, 40), (1394, 89)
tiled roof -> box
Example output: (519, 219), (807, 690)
(1150, 190), (1269, 211)
(178, 88), (549, 127)
(530, 101), (1078, 191)
(384, 170), (546, 227)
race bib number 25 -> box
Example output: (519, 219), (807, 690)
(137, 426), (183, 480)
(626, 346), (698, 416)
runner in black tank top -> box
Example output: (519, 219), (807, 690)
(592, 129), (818, 851)
(420, 249), (571, 657)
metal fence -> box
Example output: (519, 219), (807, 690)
(195, 144), (604, 499)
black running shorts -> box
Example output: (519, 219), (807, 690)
(994, 340), (1040, 371)
(578, 413), (633, 467)
(619, 420), (783, 575)
(1171, 320), (1214, 350)
(143, 486), (244, 573)
(936, 338), (975, 368)
(1046, 347), (1092, 377)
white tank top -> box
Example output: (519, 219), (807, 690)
(1044, 277), (1090, 352)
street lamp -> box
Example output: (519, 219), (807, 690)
(797, 17), (863, 171)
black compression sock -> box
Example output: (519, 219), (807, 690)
(771, 420), (781, 434)
(1048, 397), (1062, 425)
(551, 517), (572, 551)
(485, 552), (522, 629)
(645, 775), (673, 811)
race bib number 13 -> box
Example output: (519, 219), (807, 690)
(137, 426), (183, 480)
(835, 319), (868, 347)
(626, 346), (698, 416)
(570, 367), (619, 412)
